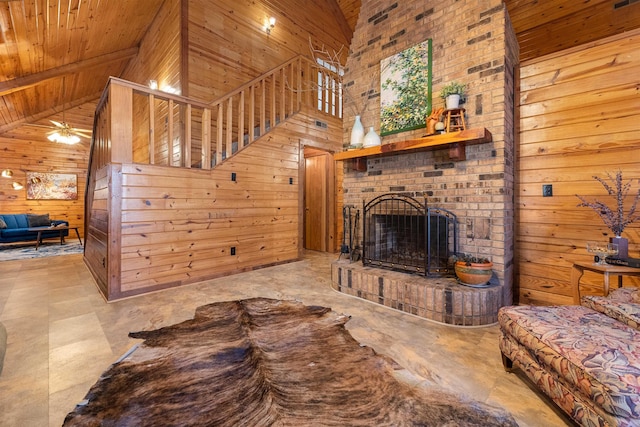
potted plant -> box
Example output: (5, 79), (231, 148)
(450, 253), (493, 286)
(576, 170), (640, 258)
(440, 81), (466, 109)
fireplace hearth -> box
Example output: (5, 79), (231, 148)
(362, 194), (457, 276)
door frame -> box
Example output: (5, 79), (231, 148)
(301, 146), (336, 253)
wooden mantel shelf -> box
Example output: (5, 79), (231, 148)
(333, 127), (492, 162)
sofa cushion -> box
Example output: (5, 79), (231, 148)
(499, 305), (640, 419)
(27, 213), (50, 227)
(0, 214), (27, 229)
(0, 228), (33, 238)
(0, 218), (6, 229)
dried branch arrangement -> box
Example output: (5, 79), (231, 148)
(307, 38), (382, 117)
(576, 170), (640, 236)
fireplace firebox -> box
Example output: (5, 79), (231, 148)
(362, 194), (457, 276)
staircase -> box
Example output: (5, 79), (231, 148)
(82, 56), (343, 300)
(87, 55), (341, 173)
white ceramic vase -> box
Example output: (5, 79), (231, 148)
(350, 115), (364, 148)
(363, 127), (381, 147)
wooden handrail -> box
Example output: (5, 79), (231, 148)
(92, 55), (342, 169)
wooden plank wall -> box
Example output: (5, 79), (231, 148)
(0, 103), (93, 235)
(517, 28), (640, 305)
(281, 107), (344, 253)
(101, 109), (342, 300)
(121, 0), (182, 93)
(118, 138), (298, 295)
(186, 0), (350, 102)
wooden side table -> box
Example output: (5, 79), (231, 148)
(571, 261), (640, 304)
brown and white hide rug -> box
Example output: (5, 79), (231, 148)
(64, 298), (518, 426)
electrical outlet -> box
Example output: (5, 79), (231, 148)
(230, 247), (236, 256)
(542, 184), (553, 197)
(231, 172), (236, 182)
(289, 177), (293, 185)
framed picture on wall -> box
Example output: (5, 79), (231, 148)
(26, 172), (78, 200)
(380, 39), (433, 136)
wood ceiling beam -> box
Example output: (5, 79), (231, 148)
(0, 91), (102, 135)
(0, 47), (139, 97)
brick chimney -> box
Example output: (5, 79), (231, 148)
(341, 0), (518, 305)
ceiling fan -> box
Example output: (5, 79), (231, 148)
(27, 77), (92, 144)
(44, 119), (92, 145)
(26, 116), (92, 145)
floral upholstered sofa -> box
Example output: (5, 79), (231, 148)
(498, 287), (640, 427)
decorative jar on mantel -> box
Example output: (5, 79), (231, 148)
(350, 115), (364, 149)
(362, 127), (381, 148)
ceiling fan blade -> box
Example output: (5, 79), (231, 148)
(70, 127), (92, 133)
(49, 120), (66, 128)
(25, 123), (55, 129)
(74, 131), (92, 139)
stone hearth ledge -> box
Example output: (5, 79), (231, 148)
(331, 260), (504, 327)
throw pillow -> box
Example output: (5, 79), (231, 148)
(27, 213), (51, 227)
(0, 218), (6, 229)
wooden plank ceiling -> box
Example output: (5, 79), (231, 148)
(505, 0), (640, 62)
(0, 0), (165, 136)
(0, 0), (639, 139)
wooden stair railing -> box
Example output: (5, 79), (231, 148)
(86, 55), (341, 174)
(84, 55), (343, 255)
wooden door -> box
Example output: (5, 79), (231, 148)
(304, 150), (332, 251)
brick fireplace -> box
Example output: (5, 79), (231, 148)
(331, 0), (518, 325)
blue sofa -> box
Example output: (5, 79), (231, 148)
(0, 214), (69, 244)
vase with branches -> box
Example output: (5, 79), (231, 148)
(576, 170), (640, 257)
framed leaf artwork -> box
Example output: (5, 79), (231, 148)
(380, 39), (433, 136)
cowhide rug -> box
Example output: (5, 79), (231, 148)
(64, 298), (518, 426)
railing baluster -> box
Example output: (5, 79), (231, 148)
(168, 99), (175, 166)
(238, 91), (245, 149)
(249, 85), (255, 144)
(260, 80), (266, 135)
(202, 108), (211, 169)
(226, 97), (233, 159)
(149, 94), (155, 165)
(280, 68), (286, 121)
(271, 75), (276, 129)
(184, 104), (192, 168)
(216, 106), (223, 165)
(289, 62), (294, 113)
(303, 60), (310, 107)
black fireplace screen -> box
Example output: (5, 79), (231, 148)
(362, 194), (457, 276)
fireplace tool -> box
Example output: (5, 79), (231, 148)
(350, 208), (361, 262)
(339, 206), (351, 258)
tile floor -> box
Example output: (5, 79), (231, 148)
(0, 251), (573, 426)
